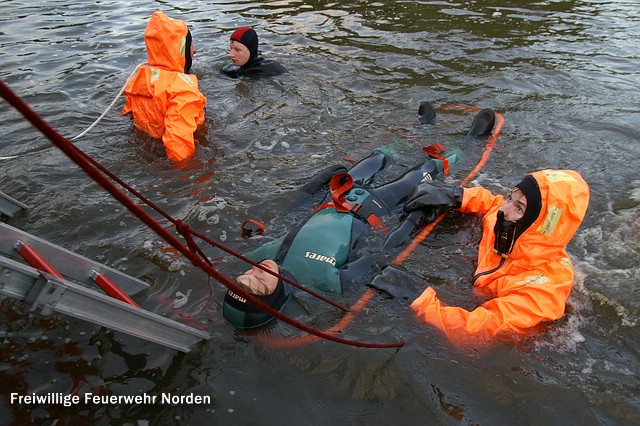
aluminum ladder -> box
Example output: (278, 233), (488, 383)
(0, 221), (210, 352)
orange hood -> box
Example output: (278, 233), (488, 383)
(144, 11), (189, 73)
(498, 170), (590, 265)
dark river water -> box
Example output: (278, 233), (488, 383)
(1, 0), (639, 425)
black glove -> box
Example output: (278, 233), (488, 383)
(403, 180), (463, 213)
(369, 265), (423, 301)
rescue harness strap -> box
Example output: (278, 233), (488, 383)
(316, 172), (389, 233)
(422, 143), (450, 176)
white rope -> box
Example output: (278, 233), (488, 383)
(70, 62), (145, 141)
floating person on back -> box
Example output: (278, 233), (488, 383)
(222, 103), (497, 328)
(221, 26), (288, 78)
(121, 11), (207, 163)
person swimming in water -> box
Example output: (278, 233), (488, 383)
(222, 102), (496, 328)
(220, 26), (288, 78)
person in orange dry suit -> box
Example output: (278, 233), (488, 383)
(392, 169), (590, 344)
(121, 11), (207, 162)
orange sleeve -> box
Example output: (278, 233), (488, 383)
(162, 77), (206, 162)
(460, 186), (502, 215)
(410, 287), (503, 340)
(411, 269), (573, 344)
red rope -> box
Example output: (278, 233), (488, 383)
(0, 79), (401, 349)
(83, 146), (349, 311)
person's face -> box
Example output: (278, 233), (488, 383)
(229, 40), (250, 66)
(236, 260), (279, 296)
(499, 188), (527, 221)
(190, 42), (197, 59)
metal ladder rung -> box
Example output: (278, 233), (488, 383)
(0, 190), (28, 219)
(0, 223), (210, 352)
(90, 270), (141, 307)
(16, 241), (64, 278)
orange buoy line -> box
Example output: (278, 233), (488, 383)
(260, 105), (505, 348)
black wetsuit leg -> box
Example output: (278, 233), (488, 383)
(371, 160), (440, 250)
(347, 150), (388, 186)
(370, 160), (439, 209)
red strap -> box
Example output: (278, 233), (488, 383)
(241, 219), (266, 239)
(422, 143), (450, 176)
(320, 173), (389, 233)
(363, 212), (389, 233)
(329, 172), (355, 212)
(313, 203), (334, 212)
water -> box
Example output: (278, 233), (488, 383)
(1, 0), (639, 424)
